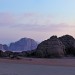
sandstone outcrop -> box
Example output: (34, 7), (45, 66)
(59, 35), (75, 55)
(36, 36), (65, 58)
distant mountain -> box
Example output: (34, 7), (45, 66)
(3, 44), (9, 50)
(0, 38), (38, 51)
(0, 44), (4, 50)
(9, 38), (38, 51)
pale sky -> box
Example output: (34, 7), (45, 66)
(0, 0), (75, 44)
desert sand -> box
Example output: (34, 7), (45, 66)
(0, 57), (75, 67)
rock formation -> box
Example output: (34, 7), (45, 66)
(0, 35), (75, 58)
(59, 35), (75, 55)
(36, 36), (65, 58)
(3, 44), (9, 50)
(0, 44), (4, 50)
(9, 38), (38, 51)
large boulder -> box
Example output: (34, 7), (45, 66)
(59, 35), (75, 55)
(36, 36), (65, 58)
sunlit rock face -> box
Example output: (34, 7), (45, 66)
(36, 36), (65, 58)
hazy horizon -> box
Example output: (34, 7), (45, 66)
(0, 0), (75, 44)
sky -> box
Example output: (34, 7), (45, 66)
(0, 0), (75, 44)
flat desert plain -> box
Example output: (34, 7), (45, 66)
(0, 58), (75, 75)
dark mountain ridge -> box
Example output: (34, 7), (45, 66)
(0, 35), (75, 58)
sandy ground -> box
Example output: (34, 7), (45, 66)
(0, 58), (75, 75)
(0, 58), (75, 67)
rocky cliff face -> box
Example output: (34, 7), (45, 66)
(3, 44), (9, 50)
(0, 44), (4, 50)
(36, 36), (65, 58)
(9, 38), (38, 51)
(59, 35), (75, 55)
